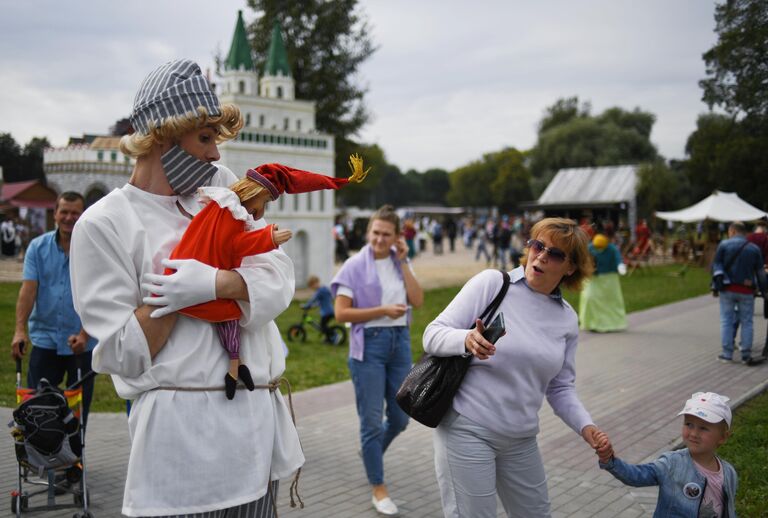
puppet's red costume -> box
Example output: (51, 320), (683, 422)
(164, 187), (276, 398)
(168, 190), (276, 322)
(164, 159), (370, 399)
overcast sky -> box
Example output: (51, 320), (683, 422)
(0, 1), (718, 172)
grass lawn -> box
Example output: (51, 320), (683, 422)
(5, 263), (767, 514)
(718, 389), (768, 515)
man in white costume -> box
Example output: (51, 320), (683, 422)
(69, 59), (304, 517)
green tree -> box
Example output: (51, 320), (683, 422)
(402, 170), (425, 205)
(0, 134), (49, 183)
(684, 113), (768, 210)
(245, 0), (376, 175)
(447, 149), (532, 209)
(0, 133), (22, 182)
(529, 99), (659, 195)
(489, 148), (532, 211)
(635, 160), (690, 219)
(370, 163), (408, 207)
(537, 96), (590, 134)
(420, 169), (451, 205)
(700, 0), (768, 121)
(335, 142), (385, 208)
(447, 159), (495, 208)
(596, 107), (655, 139)
(21, 137), (50, 182)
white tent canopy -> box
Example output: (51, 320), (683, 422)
(655, 190), (768, 223)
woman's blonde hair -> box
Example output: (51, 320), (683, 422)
(119, 104), (243, 158)
(523, 217), (594, 291)
(367, 204), (401, 234)
(229, 176), (267, 203)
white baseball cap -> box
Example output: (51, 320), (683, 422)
(678, 392), (732, 428)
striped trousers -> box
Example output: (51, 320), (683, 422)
(215, 319), (241, 359)
(142, 480), (279, 518)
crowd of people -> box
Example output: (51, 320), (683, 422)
(1, 216), (29, 259)
(7, 57), (765, 517)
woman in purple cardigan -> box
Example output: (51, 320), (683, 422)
(331, 205), (424, 516)
(423, 217), (606, 517)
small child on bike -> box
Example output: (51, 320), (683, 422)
(302, 275), (336, 343)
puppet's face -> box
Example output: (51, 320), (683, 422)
(243, 191), (272, 220)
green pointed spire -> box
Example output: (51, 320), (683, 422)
(264, 19), (292, 77)
(225, 10), (254, 71)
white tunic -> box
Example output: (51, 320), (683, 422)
(69, 167), (304, 517)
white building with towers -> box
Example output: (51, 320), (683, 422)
(44, 11), (336, 287)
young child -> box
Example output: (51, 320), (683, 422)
(301, 275), (335, 343)
(594, 392), (738, 518)
(149, 156), (369, 399)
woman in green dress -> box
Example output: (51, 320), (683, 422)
(579, 234), (627, 332)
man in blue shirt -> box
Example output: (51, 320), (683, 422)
(712, 221), (765, 364)
(10, 191), (97, 425)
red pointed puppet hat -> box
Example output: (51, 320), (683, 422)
(246, 154), (370, 201)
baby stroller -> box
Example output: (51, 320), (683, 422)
(9, 343), (93, 518)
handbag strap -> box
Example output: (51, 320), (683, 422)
(476, 270), (511, 327)
(723, 240), (749, 276)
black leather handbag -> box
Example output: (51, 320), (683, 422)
(396, 270), (511, 428)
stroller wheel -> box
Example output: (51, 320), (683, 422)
(10, 494), (28, 513)
(66, 465), (83, 484)
(73, 491), (90, 506)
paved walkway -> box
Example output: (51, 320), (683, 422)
(2, 249), (767, 517)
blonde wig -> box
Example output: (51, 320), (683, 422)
(119, 104), (243, 158)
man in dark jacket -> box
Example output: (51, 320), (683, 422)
(712, 221), (765, 363)
(747, 221), (768, 269)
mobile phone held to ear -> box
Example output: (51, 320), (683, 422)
(481, 312), (505, 344)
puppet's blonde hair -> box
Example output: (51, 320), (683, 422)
(230, 176), (267, 203)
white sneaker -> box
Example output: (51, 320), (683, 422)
(372, 495), (399, 516)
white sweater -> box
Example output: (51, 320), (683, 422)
(423, 267), (593, 437)
(70, 168), (303, 516)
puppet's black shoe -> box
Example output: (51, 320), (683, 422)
(225, 373), (238, 400)
(238, 365), (255, 391)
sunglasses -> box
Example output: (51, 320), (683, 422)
(526, 239), (568, 263)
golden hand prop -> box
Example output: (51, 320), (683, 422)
(347, 153), (371, 183)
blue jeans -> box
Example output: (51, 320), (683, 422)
(348, 326), (412, 485)
(719, 290), (754, 360)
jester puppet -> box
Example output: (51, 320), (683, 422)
(166, 155), (369, 399)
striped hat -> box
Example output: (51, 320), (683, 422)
(130, 59), (220, 135)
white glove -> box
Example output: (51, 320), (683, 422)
(141, 258), (218, 318)
(617, 263), (627, 276)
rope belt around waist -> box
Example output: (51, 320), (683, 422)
(150, 376), (304, 513)
(152, 378), (282, 393)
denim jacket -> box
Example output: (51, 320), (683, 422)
(712, 235), (764, 289)
(600, 449), (738, 517)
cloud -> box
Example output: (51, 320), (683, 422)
(1, 0), (718, 171)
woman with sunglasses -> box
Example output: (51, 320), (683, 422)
(423, 217), (606, 517)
